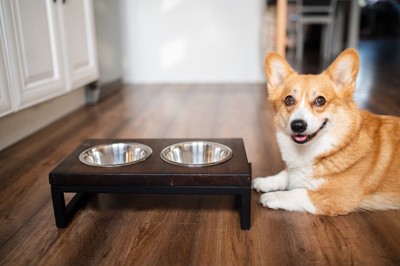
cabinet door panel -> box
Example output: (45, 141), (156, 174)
(0, 19), (13, 117)
(4, 0), (67, 110)
(62, 0), (98, 89)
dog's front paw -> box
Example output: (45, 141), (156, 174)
(252, 177), (271, 193)
(252, 176), (284, 193)
(258, 190), (316, 213)
(259, 192), (284, 209)
(252, 170), (289, 193)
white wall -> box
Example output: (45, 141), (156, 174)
(120, 0), (265, 83)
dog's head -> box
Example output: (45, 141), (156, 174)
(265, 48), (360, 145)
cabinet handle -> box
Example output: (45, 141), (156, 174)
(63, 0), (66, 3)
(53, 0), (56, 3)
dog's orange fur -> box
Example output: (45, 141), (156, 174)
(265, 48), (400, 215)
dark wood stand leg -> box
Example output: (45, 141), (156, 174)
(239, 189), (251, 230)
(240, 162), (251, 230)
(51, 187), (68, 228)
(51, 187), (89, 228)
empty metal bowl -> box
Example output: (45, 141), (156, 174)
(79, 143), (152, 167)
(160, 141), (233, 167)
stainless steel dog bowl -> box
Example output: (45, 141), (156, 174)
(160, 141), (233, 167)
(79, 143), (152, 167)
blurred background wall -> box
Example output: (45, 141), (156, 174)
(119, 0), (266, 83)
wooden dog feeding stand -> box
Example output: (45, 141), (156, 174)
(49, 138), (252, 230)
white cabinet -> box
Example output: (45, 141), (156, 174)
(2, 0), (67, 110)
(0, 0), (98, 115)
(0, 20), (13, 117)
(60, 0), (98, 90)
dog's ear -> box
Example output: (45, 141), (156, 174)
(325, 48), (359, 90)
(264, 52), (294, 89)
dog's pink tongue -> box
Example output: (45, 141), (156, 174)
(294, 135), (307, 142)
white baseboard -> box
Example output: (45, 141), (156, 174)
(0, 88), (86, 151)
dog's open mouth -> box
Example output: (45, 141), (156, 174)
(292, 119), (328, 144)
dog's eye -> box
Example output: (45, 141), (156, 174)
(285, 96), (295, 106)
(315, 96), (326, 107)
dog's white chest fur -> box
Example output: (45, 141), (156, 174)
(276, 129), (333, 188)
(250, 130), (328, 213)
(287, 166), (324, 190)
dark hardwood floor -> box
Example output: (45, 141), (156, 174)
(0, 40), (399, 265)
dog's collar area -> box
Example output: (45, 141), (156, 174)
(292, 119), (328, 144)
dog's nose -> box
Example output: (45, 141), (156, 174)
(291, 120), (307, 133)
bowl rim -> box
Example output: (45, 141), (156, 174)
(160, 141), (233, 167)
(78, 142), (153, 167)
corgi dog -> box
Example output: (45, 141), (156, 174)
(252, 48), (400, 215)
